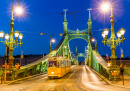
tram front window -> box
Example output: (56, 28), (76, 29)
(48, 61), (57, 67)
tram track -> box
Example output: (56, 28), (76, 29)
(62, 68), (78, 91)
(40, 66), (77, 91)
(16, 66), (77, 91)
(11, 65), (78, 91)
(62, 66), (88, 91)
(19, 79), (48, 91)
(76, 69), (90, 91)
(39, 79), (57, 91)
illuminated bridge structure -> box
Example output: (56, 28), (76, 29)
(75, 46), (88, 65)
(7, 10), (109, 80)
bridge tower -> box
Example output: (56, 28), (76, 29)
(87, 9), (92, 37)
(63, 9), (68, 35)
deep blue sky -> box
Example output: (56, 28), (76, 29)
(0, 0), (130, 61)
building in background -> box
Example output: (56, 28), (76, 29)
(102, 55), (130, 67)
(0, 54), (46, 66)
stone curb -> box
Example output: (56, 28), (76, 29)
(0, 72), (47, 85)
(86, 65), (130, 89)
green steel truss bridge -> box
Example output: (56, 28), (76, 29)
(6, 10), (109, 80)
(74, 46), (88, 65)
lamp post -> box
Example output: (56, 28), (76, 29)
(91, 37), (97, 53)
(50, 37), (55, 53)
(0, 1), (24, 81)
(101, 0), (125, 80)
(44, 33), (55, 53)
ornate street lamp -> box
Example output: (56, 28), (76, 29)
(101, 0), (125, 80)
(0, 0), (24, 82)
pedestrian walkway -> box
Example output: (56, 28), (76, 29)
(108, 75), (130, 88)
(89, 66), (130, 88)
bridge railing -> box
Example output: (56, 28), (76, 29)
(91, 51), (109, 78)
(87, 41), (109, 78)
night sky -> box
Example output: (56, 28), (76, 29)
(0, 0), (130, 61)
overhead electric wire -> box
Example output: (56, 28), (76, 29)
(27, 15), (45, 33)
(69, 0), (92, 53)
(22, 0), (91, 38)
(77, 0), (92, 12)
(29, 12), (64, 16)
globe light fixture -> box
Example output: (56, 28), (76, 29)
(51, 38), (55, 43)
(14, 30), (19, 38)
(92, 38), (95, 42)
(0, 30), (4, 38)
(102, 32), (105, 38)
(120, 28), (125, 36)
(101, 2), (110, 12)
(103, 29), (109, 36)
(14, 4), (23, 16)
(5, 34), (10, 40)
(19, 33), (23, 40)
(117, 32), (121, 38)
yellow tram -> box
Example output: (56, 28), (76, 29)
(47, 56), (71, 78)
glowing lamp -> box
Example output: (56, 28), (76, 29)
(60, 33), (62, 36)
(102, 4), (109, 11)
(101, 0), (110, 12)
(64, 46), (67, 48)
(51, 71), (54, 74)
(15, 4), (23, 15)
(51, 38), (55, 43)
(0, 30), (4, 38)
(107, 63), (111, 67)
(120, 28), (125, 35)
(19, 33), (23, 40)
(117, 32), (121, 38)
(103, 29), (109, 35)
(102, 33), (105, 38)
(40, 33), (43, 35)
(5, 34), (10, 40)
(92, 38), (95, 42)
(14, 30), (19, 38)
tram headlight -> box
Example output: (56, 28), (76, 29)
(51, 71), (54, 74)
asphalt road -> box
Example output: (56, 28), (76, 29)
(0, 65), (130, 91)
